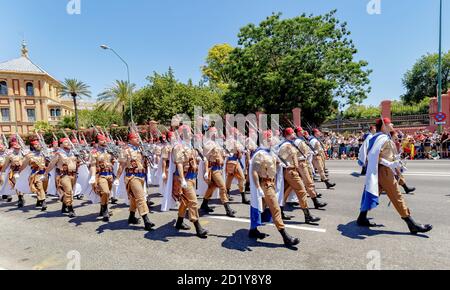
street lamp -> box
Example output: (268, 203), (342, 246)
(437, 0), (443, 132)
(100, 44), (133, 124)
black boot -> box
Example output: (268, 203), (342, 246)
(361, 166), (367, 176)
(1, 195), (7, 200)
(226, 189), (233, 201)
(324, 180), (336, 189)
(99, 205), (104, 217)
(128, 211), (141, 225)
(102, 205), (110, 222)
(110, 197), (118, 204)
(357, 211), (376, 227)
(41, 200), (47, 212)
(279, 229), (300, 247)
(68, 206), (76, 218)
(175, 217), (191, 230)
(224, 203), (236, 218)
(61, 203), (68, 214)
(18, 196), (25, 208)
(36, 200), (43, 208)
(249, 228), (268, 240)
(302, 208), (320, 224)
(402, 216), (432, 234)
(402, 184), (416, 195)
(312, 197), (327, 209)
(142, 214), (155, 231)
(200, 199), (214, 213)
(241, 192), (250, 205)
(316, 193), (323, 198)
(194, 221), (208, 238)
(281, 206), (293, 221)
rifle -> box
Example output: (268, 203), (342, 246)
(130, 122), (155, 167)
(15, 133), (27, 156)
(1, 134), (9, 149)
(35, 130), (52, 161)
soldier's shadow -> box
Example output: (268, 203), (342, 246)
(144, 220), (197, 242)
(96, 219), (146, 234)
(337, 220), (430, 240)
(68, 212), (105, 227)
(211, 229), (298, 252)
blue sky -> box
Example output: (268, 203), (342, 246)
(1, 0), (448, 106)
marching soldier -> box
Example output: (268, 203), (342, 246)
(45, 138), (79, 218)
(201, 128), (237, 217)
(1, 142), (24, 207)
(89, 134), (115, 222)
(279, 128), (321, 224)
(310, 129), (336, 189)
(20, 140), (48, 211)
(244, 128), (258, 193)
(225, 128), (249, 204)
(390, 130), (416, 195)
(357, 118), (432, 234)
(115, 133), (155, 231)
(171, 125), (209, 238)
(249, 130), (300, 247)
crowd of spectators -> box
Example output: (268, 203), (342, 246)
(321, 128), (450, 160)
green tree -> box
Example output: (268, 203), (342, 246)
(97, 80), (135, 121)
(130, 68), (223, 124)
(202, 43), (234, 91)
(34, 121), (53, 132)
(59, 79), (92, 130)
(402, 52), (450, 104)
(57, 108), (122, 129)
(222, 11), (371, 125)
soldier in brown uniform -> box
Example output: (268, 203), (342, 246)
(20, 140), (48, 211)
(249, 130), (300, 247)
(289, 137), (327, 209)
(171, 125), (208, 238)
(89, 134), (115, 222)
(225, 129), (249, 205)
(160, 132), (174, 186)
(390, 130), (416, 195)
(1, 142), (24, 207)
(244, 128), (258, 193)
(115, 133), (155, 231)
(310, 129), (336, 189)
(201, 127), (237, 217)
(45, 138), (79, 218)
(278, 128), (320, 224)
(357, 118), (432, 234)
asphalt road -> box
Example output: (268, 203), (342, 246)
(0, 160), (449, 270)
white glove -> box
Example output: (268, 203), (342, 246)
(88, 176), (96, 185)
(13, 173), (20, 179)
(181, 179), (188, 189)
(256, 187), (265, 198)
(38, 175), (46, 181)
(113, 179), (120, 186)
(204, 172), (209, 180)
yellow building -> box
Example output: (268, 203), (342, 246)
(0, 42), (74, 135)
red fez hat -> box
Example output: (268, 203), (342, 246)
(262, 130), (273, 140)
(60, 138), (69, 143)
(376, 118), (392, 126)
(208, 127), (218, 133)
(296, 127), (303, 133)
(97, 134), (107, 141)
(30, 140), (39, 146)
(71, 138), (78, 144)
(284, 128), (295, 136)
(128, 133), (138, 140)
(52, 141), (58, 145)
(178, 124), (191, 134)
(312, 128), (321, 135)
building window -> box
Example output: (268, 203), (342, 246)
(0, 81), (7, 95)
(50, 108), (62, 117)
(26, 82), (34, 96)
(1, 108), (10, 122)
(27, 109), (36, 122)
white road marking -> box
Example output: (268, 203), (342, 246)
(328, 170), (450, 177)
(207, 216), (327, 233)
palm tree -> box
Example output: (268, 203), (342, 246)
(60, 79), (92, 130)
(97, 80), (135, 116)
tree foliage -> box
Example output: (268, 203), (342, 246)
(202, 43), (234, 91)
(129, 68), (224, 124)
(402, 52), (450, 104)
(221, 11), (371, 125)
